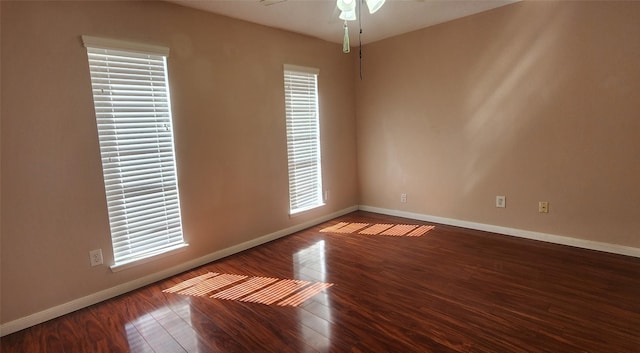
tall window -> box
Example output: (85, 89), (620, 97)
(284, 65), (324, 214)
(83, 36), (187, 270)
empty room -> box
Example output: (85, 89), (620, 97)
(1, 0), (639, 352)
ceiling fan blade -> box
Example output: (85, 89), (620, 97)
(259, 0), (288, 6)
(328, 4), (342, 24)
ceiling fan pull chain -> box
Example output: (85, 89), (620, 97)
(359, 0), (363, 80)
(343, 21), (351, 53)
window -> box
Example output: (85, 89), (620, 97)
(284, 65), (324, 214)
(82, 36), (187, 270)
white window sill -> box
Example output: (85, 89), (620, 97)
(289, 203), (326, 218)
(110, 243), (189, 273)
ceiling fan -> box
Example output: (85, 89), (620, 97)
(259, 0), (386, 54)
(335, 0), (385, 53)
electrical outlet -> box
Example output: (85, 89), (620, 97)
(89, 249), (103, 267)
(538, 201), (549, 213)
(496, 195), (506, 208)
(400, 193), (407, 203)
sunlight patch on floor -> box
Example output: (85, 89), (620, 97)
(320, 222), (435, 237)
(163, 272), (333, 307)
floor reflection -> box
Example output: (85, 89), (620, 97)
(121, 241), (336, 352)
(294, 240), (333, 351)
(125, 300), (204, 353)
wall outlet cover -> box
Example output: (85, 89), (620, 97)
(539, 201), (549, 213)
(90, 249), (103, 267)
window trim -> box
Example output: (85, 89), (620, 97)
(82, 36), (169, 56)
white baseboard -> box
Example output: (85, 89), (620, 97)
(359, 205), (640, 258)
(0, 205), (358, 337)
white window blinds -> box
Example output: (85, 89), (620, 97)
(83, 36), (187, 269)
(284, 65), (324, 214)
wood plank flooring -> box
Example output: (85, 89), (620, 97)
(2, 211), (639, 352)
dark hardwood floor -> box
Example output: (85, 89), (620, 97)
(2, 211), (640, 352)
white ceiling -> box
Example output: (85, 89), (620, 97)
(167, 0), (518, 45)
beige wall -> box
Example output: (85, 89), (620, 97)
(2, 0), (640, 329)
(357, 1), (640, 247)
(0, 1), (357, 324)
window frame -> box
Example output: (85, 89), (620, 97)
(283, 64), (324, 215)
(82, 36), (188, 271)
